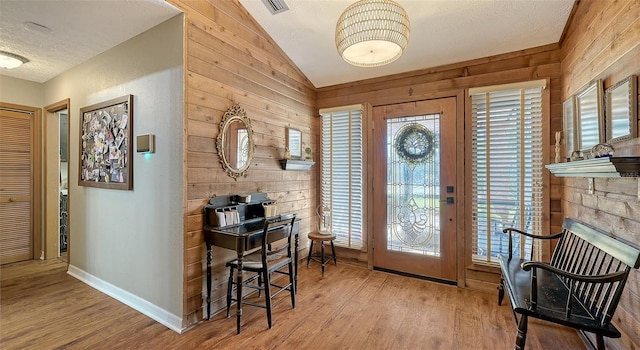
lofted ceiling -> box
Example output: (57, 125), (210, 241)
(239, 0), (574, 88)
(0, 0), (574, 88)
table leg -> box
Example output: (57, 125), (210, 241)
(206, 243), (212, 320)
(236, 250), (243, 334)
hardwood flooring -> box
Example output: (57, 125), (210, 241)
(1, 258), (586, 349)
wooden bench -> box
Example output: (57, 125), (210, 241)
(498, 218), (640, 350)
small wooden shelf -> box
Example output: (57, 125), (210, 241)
(279, 159), (315, 171)
(545, 157), (640, 178)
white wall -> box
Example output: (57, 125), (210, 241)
(0, 75), (44, 107)
(42, 14), (185, 330)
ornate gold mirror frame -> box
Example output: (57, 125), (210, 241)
(216, 104), (254, 180)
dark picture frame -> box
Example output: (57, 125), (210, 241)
(78, 95), (133, 190)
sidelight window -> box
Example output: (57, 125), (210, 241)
(470, 80), (546, 264)
(320, 106), (364, 249)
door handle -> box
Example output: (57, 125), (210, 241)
(440, 197), (454, 204)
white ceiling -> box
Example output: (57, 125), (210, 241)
(0, 0), (181, 83)
(0, 0), (574, 88)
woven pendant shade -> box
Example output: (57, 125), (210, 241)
(335, 0), (410, 67)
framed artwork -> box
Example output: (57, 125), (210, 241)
(576, 80), (604, 152)
(562, 96), (577, 160)
(79, 95), (133, 190)
(605, 75), (638, 143)
(287, 128), (302, 158)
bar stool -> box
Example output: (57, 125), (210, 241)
(306, 231), (337, 277)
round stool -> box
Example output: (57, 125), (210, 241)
(306, 232), (337, 277)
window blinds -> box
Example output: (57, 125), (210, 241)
(320, 108), (363, 249)
(470, 85), (544, 263)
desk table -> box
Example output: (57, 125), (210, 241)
(203, 219), (299, 333)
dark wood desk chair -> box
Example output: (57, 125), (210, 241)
(306, 231), (337, 277)
(225, 214), (297, 330)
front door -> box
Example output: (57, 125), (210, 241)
(372, 98), (457, 282)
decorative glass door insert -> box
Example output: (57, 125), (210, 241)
(387, 116), (441, 256)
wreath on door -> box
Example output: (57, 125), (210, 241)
(393, 123), (435, 165)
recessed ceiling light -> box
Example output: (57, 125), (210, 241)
(0, 51), (29, 69)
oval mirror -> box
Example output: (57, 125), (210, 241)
(216, 104), (254, 180)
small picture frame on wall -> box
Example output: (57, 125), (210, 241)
(605, 75), (638, 143)
(79, 95), (133, 190)
(287, 128), (302, 159)
(562, 96), (577, 160)
(576, 80), (604, 152)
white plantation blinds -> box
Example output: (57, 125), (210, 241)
(320, 107), (363, 249)
(470, 82), (545, 263)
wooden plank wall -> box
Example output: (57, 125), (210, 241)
(318, 44), (563, 291)
(560, 1), (640, 349)
(167, 0), (318, 327)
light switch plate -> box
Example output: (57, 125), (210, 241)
(588, 178), (594, 195)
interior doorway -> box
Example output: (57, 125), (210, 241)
(371, 98), (458, 282)
(45, 100), (70, 262)
(58, 109), (69, 257)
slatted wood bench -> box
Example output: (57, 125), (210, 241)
(498, 218), (640, 350)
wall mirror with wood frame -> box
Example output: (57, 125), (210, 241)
(216, 104), (254, 180)
(606, 75), (638, 143)
(576, 80), (604, 152)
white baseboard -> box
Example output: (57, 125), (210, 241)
(67, 264), (184, 334)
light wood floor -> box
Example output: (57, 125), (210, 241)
(1, 258), (586, 349)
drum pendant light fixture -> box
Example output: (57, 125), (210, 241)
(335, 0), (410, 67)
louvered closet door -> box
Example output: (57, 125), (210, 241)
(0, 108), (34, 264)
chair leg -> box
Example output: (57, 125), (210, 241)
(515, 314), (528, 350)
(596, 334), (605, 350)
(498, 276), (505, 306)
(226, 267), (234, 318)
(306, 240), (315, 267)
(258, 274), (262, 297)
(263, 269), (273, 329)
(288, 261), (296, 309)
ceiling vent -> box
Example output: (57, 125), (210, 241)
(261, 0), (289, 15)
